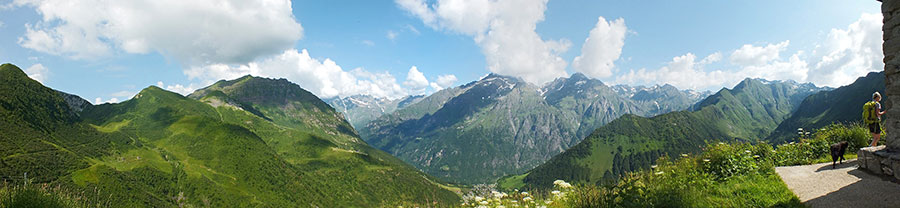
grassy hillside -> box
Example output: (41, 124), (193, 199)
(508, 78), (824, 189)
(0, 64), (459, 207)
(767, 71), (885, 144)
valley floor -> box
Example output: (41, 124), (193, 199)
(775, 159), (900, 207)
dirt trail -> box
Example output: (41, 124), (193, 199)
(775, 159), (900, 208)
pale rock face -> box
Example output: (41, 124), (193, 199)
(883, 0), (900, 150)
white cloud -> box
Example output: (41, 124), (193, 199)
(730, 41), (789, 66)
(616, 13), (882, 90)
(397, 0), (571, 85)
(387, 30), (399, 40)
(15, 0), (302, 64)
(807, 12), (884, 87)
(700, 52), (722, 65)
(406, 24), (421, 35)
(430, 74), (457, 91)
(185, 49), (451, 99)
(93, 97), (119, 104)
(616, 53), (734, 90)
(362, 40), (375, 46)
(403, 66), (430, 94)
(435, 74), (457, 88)
(572, 16), (627, 79)
(24, 64), (48, 83)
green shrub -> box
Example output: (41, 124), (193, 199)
(814, 123), (870, 151)
(0, 183), (105, 208)
(700, 142), (762, 180)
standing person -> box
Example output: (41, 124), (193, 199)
(865, 92), (886, 147)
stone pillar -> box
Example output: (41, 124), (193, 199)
(883, 0), (900, 150)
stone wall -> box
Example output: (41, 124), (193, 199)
(883, 0), (900, 150)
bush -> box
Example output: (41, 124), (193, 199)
(700, 142), (768, 180)
(773, 123), (867, 166)
(0, 182), (106, 208)
(814, 123), (870, 151)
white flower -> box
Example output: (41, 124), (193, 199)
(523, 196), (533, 201)
(551, 190), (561, 195)
(718, 142), (725, 145)
(651, 165), (658, 169)
(702, 159), (710, 162)
(745, 150), (751, 153)
(681, 153), (688, 157)
(544, 200), (552, 204)
(753, 155), (760, 158)
(521, 191), (529, 196)
(789, 142), (795, 145)
(475, 196), (484, 202)
(655, 171), (664, 175)
(511, 200), (518, 203)
(476, 205), (488, 208)
(479, 200), (489, 205)
(498, 206), (506, 208)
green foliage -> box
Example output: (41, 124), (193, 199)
(555, 142), (802, 208)
(773, 123), (868, 166)
(0, 183), (109, 208)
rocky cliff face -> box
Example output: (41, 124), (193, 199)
(883, 0), (900, 150)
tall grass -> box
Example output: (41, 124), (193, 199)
(0, 181), (110, 208)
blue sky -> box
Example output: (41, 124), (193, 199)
(0, 0), (884, 103)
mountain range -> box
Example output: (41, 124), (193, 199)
(0, 64), (458, 207)
(507, 77), (828, 189)
(325, 94), (425, 129)
(358, 73), (710, 184)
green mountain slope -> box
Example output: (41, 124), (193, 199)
(767, 71), (885, 143)
(361, 73), (706, 184)
(513, 78), (825, 189)
(0, 64), (458, 207)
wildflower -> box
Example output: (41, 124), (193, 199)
(523, 196), (533, 201)
(479, 200), (489, 205)
(521, 191), (529, 196)
(651, 165), (658, 169)
(545, 200), (552, 204)
(475, 196), (484, 202)
(551, 190), (561, 195)
(511, 200), (518, 203)
(745, 150), (751, 153)
(789, 142), (795, 145)
(753, 155), (760, 158)
(702, 159), (710, 162)
(681, 153), (688, 157)
(476, 205), (488, 208)
(498, 206), (506, 208)
(718, 142), (725, 145)
(655, 171), (664, 175)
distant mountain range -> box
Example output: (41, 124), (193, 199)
(325, 94), (425, 129)
(505, 77), (828, 189)
(0, 64), (458, 207)
(357, 73), (710, 184)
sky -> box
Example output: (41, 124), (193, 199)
(0, 0), (885, 104)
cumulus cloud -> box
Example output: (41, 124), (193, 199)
(184, 49), (451, 99)
(14, 0), (302, 64)
(404, 66), (430, 94)
(433, 74), (458, 89)
(93, 97), (119, 104)
(572, 17), (627, 79)
(730, 41), (789, 66)
(807, 12), (884, 87)
(24, 64), (48, 83)
(617, 13), (882, 90)
(397, 0), (571, 85)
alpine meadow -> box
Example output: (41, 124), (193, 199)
(2, 0), (898, 207)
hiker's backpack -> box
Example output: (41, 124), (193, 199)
(863, 101), (879, 124)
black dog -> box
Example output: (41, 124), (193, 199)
(831, 141), (849, 169)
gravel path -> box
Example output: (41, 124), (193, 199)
(775, 159), (900, 208)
